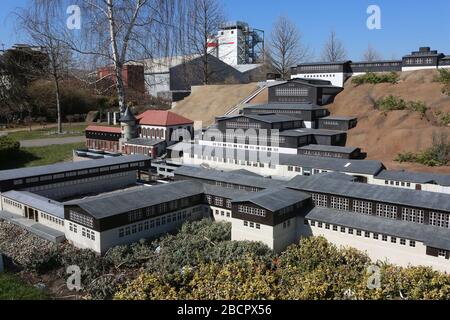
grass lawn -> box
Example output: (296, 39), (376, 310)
(0, 142), (85, 169)
(0, 273), (49, 300)
(6, 124), (87, 141)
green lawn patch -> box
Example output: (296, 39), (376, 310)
(0, 142), (85, 169)
(0, 273), (49, 300)
(6, 124), (87, 141)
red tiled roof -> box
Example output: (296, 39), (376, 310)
(137, 110), (193, 126)
(85, 125), (121, 134)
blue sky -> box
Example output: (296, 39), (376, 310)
(1, 0), (450, 60)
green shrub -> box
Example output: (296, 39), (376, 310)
(436, 111), (450, 126)
(435, 69), (450, 96)
(395, 133), (450, 166)
(0, 136), (20, 157)
(375, 95), (427, 116)
(352, 72), (399, 86)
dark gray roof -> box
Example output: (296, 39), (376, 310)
(0, 155), (150, 181)
(180, 144), (384, 176)
(280, 153), (384, 175)
(299, 144), (359, 154)
(2, 191), (64, 218)
(232, 187), (310, 211)
(174, 165), (284, 190)
(287, 174), (450, 212)
(126, 138), (165, 147)
(296, 61), (352, 66)
(315, 171), (359, 182)
(119, 107), (136, 122)
(271, 78), (339, 89)
(306, 207), (450, 251)
(320, 116), (357, 121)
(202, 184), (251, 199)
(65, 180), (205, 219)
(243, 103), (328, 111)
(375, 170), (450, 187)
(281, 129), (346, 137)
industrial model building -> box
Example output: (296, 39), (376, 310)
(292, 47), (450, 87)
(1, 44), (450, 274)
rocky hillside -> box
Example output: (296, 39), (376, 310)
(328, 70), (450, 173)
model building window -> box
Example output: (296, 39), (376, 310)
(400, 239), (406, 245)
(312, 193), (328, 207)
(373, 233), (379, 240)
(376, 204), (397, 219)
(382, 235), (388, 241)
(356, 230), (362, 236)
(438, 250), (446, 257)
(401, 208), (424, 224)
(409, 240), (415, 247)
(353, 200), (372, 215)
(348, 228), (353, 234)
(331, 196), (349, 211)
(429, 212), (449, 228)
(214, 197), (223, 207)
(69, 211), (94, 228)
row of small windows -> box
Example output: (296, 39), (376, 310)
(118, 208), (199, 238)
(311, 193), (449, 228)
(303, 74), (336, 78)
(69, 211), (94, 228)
(126, 196), (201, 223)
(3, 198), (23, 209)
(301, 150), (345, 159)
(226, 122), (261, 129)
(275, 88), (309, 97)
(41, 212), (64, 226)
(352, 62), (402, 68)
(288, 166), (324, 176)
(404, 58), (434, 65)
(384, 180), (412, 187)
(82, 227), (96, 241)
(193, 154), (277, 170)
(307, 219), (416, 247)
(213, 181), (260, 192)
(243, 220), (261, 229)
(238, 205), (266, 217)
(298, 65), (340, 72)
(214, 209), (231, 218)
(12, 162), (145, 186)
(210, 141), (283, 150)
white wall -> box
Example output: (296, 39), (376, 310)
(372, 178), (450, 195)
(291, 72), (348, 87)
(298, 220), (450, 273)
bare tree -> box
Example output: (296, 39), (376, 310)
(321, 30), (347, 62)
(17, 2), (71, 133)
(57, 0), (187, 114)
(185, 0), (225, 84)
(269, 16), (310, 80)
(363, 43), (382, 62)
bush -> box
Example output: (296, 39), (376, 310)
(352, 72), (399, 86)
(375, 95), (427, 116)
(435, 111), (450, 126)
(0, 136), (20, 157)
(395, 133), (450, 166)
